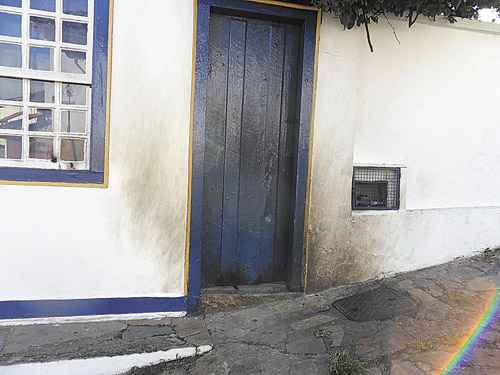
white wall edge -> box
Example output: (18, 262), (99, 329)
(0, 345), (213, 375)
(353, 163), (407, 169)
(0, 311), (187, 327)
(405, 205), (500, 213)
(412, 15), (500, 35)
(376, 14), (500, 35)
(352, 210), (402, 217)
(352, 205), (500, 217)
(326, 14), (500, 35)
(0, 293), (185, 301)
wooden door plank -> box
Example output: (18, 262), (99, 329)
(220, 18), (247, 281)
(258, 23), (286, 281)
(238, 20), (270, 284)
(203, 14), (230, 285)
(278, 24), (301, 281)
(203, 13), (302, 286)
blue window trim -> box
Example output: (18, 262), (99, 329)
(0, 297), (186, 320)
(188, 0), (318, 311)
(0, 0), (110, 186)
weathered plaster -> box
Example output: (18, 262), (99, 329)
(96, 0), (195, 294)
(306, 15), (500, 292)
(306, 15), (367, 291)
(351, 207), (500, 277)
(0, 1), (194, 300)
(1, 4), (500, 306)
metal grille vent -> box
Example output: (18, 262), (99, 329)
(352, 167), (401, 210)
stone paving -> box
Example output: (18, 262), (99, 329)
(0, 249), (498, 374)
(0, 317), (210, 366)
(148, 250), (500, 374)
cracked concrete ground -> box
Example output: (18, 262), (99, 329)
(0, 249), (498, 374)
(0, 317), (210, 366)
(151, 250), (500, 375)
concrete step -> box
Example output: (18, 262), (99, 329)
(203, 282), (294, 296)
(201, 283), (302, 314)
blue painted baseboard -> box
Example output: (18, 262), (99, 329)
(0, 297), (186, 320)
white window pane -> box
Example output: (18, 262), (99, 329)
(29, 46), (54, 71)
(0, 43), (21, 68)
(62, 21), (87, 45)
(0, 12), (21, 38)
(0, 0), (21, 7)
(30, 80), (55, 103)
(30, 47), (54, 70)
(30, 0), (55, 12)
(60, 138), (84, 161)
(29, 137), (53, 159)
(29, 108), (53, 132)
(30, 16), (55, 41)
(62, 83), (87, 105)
(0, 77), (22, 101)
(0, 0), (94, 171)
(63, 0), (88, 17)
(61, 49), (86, 74)
(0, 106), (22, 130)
(0, 135), (22, 159)
(61, 110), (86, 133)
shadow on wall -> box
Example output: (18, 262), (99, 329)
(307, 205), (500, 293)
(117, 120), (187, 293)
(307, 224), (381, 293)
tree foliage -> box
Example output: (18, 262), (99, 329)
(312, 0), (500, 51)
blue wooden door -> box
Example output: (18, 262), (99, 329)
(202, 12), (301, 286)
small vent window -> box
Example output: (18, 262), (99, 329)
(352, 167), (401, 210)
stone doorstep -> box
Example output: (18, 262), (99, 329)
(0, 345), (213, 375)
(0, 317), (212, 367)
(203, 282), (302, 297)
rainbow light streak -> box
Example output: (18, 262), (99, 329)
(439, 288), (499, 375)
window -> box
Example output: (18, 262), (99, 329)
(0, 0), (110, 185)
(352, 167), (401, 210)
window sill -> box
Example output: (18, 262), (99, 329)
(0, 167), (106, 187)
(353, 163), (407, 169)
(352, 209), (404, 216)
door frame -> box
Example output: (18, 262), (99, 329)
(186, 0), (320, 310)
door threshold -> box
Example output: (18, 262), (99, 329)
(201, 283), (302, 314)
(203, 282), (300, 297)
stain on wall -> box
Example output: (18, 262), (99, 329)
(0, 1), (196, 301)
(306, 16), (500, 292)
(306, 16), (369, 291)
(118, 127), (187, 293)
(2, 8), (500, 303)
(109, 0), (195, 294)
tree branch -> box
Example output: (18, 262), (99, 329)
(361, 6), (374, 52)
(383, 12), (400, 45)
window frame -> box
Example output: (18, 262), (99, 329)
(0, 0), (111, 186)
(0, 137), (6, 157)
(352, 166), (402, 211)
(0, 1), (94, 83)
(0, 80), (92, 170)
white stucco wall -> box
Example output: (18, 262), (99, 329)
(0, 1), (194, 301)
(355, 18), (500, 209)
(307, 15), (500, 290)
(1, 2), (499, 304)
